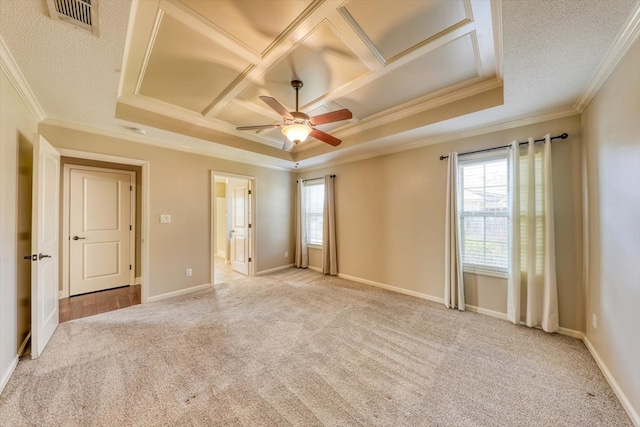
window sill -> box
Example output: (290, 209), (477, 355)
(463, 267), (508, 279)
(307, 244), (323, 250)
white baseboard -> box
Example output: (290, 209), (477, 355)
(337, 273), (444, 305)
(146, 283), (211, 303)
(17, 331), (31, 357)
(558, 327), (585, 340)
(583, 335), (640, 426)
(58, 290), (64, 300)
(465, 304), (508, 320)
(336, 273), (587, 338)
(256, 264), (294, 276)
(0, 356), (19, 395)
(309, 266), (322, 273)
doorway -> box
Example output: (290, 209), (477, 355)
(57, 151), (149, 305)
(211, 172), (255, 284)
(67, 166), (135, 296)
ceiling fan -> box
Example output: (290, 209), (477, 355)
(236, 80), (352, 150)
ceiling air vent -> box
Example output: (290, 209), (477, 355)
(46, 0), (99, 36)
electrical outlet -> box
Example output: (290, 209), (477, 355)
(592, 313), (597, 329)
(160, 214), (171, 223)
(284, 251), (288, 258)
(186, 268), (192, 277)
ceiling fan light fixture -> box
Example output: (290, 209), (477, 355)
(282, 123), (311, 144)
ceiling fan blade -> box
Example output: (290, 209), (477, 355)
(309, 109), (352, 126)
(310, 129), (341, 146)
(259, 96), (293, 120)
(236, 124), (282, 131)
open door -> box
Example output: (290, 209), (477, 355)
(230, 179), (250, 275)
(31, 134), (60, 359)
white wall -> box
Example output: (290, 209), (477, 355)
(582, 38), (640, 422)
(0, 70), (38, 392)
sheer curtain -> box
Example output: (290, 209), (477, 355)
(294, 180), (308, 268)
(322, 175), (337, 275)
(444, 152), (465, 310)
(507, 135), (559, 332)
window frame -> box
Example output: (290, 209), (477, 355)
(457, 150), (510, 278)
(304, 179), (324, 247)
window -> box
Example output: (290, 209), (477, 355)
(305, 180), (324, 245)
(459, 154), (509, 274)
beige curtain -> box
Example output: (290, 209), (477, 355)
(322, 175), (337, 275)
(294, 180), (308, 268)
(444, 152), (465, 310)
(507, 136), (559, 332)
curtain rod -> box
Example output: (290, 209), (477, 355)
(296, 174), (336, 183)
(438, 133), (568, 161)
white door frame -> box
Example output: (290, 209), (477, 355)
(57, 149), (150, 303)
(62, 165), (136, 298)
(210, 171), (256, 284)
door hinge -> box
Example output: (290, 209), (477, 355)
(129, 264), (132, 270)
(248, 224), (252, 229)
(130, 225), (132, 231)
(130, 185), (133, 191)
(248, 190), (252, 195)
(248, 257), (252, 262)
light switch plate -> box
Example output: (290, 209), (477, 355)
(160, 214), (171, 223)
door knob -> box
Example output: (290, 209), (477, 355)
(72, 236), (86, 240)
(38, 253), (51, 260)
(23, 254), (35, 260)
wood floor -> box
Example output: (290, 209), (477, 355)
(59, 257), (236, 323)
(59, 285), (141, 323)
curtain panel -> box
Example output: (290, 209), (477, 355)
(322, 175), (337, 275)
(294, 180), (308, 268)
(507, 135), (559, 333)
(444, 152), (465, 310)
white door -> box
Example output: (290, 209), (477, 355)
(31, 134), (60, 359)
(69, 169), (133, 296)
(230, 180), (250, 275)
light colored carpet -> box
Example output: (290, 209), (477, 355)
(0, 268), (631, 426)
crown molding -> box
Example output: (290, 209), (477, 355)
(296, 108), (578, 173)
(0, 35), (46, 121)
(573, 3), (640, 112)
(336, 77), (503, 140)
(40, 118), (293, 172)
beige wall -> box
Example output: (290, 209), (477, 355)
(39, 124), (294, 299)
(582, 38), (640, 418)
(0, 71), (38, 391)
(308, 247), (322, 271)
(60, 157), (143, 279)
(299, 114), (584, 331)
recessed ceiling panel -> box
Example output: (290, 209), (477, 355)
(139, 14), (251, 113)
(342, 0), (468, 61)
(177, 0), (314, 54)
(336, 34), (478, 118)
(237, 22), (369, 112)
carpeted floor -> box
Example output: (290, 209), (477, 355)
(0, 268), (631, 426)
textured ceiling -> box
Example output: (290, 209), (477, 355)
(0, 0), (638, 171)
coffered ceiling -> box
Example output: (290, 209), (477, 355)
(1, 0), (638, 170)
(117, 0), (501, 163)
